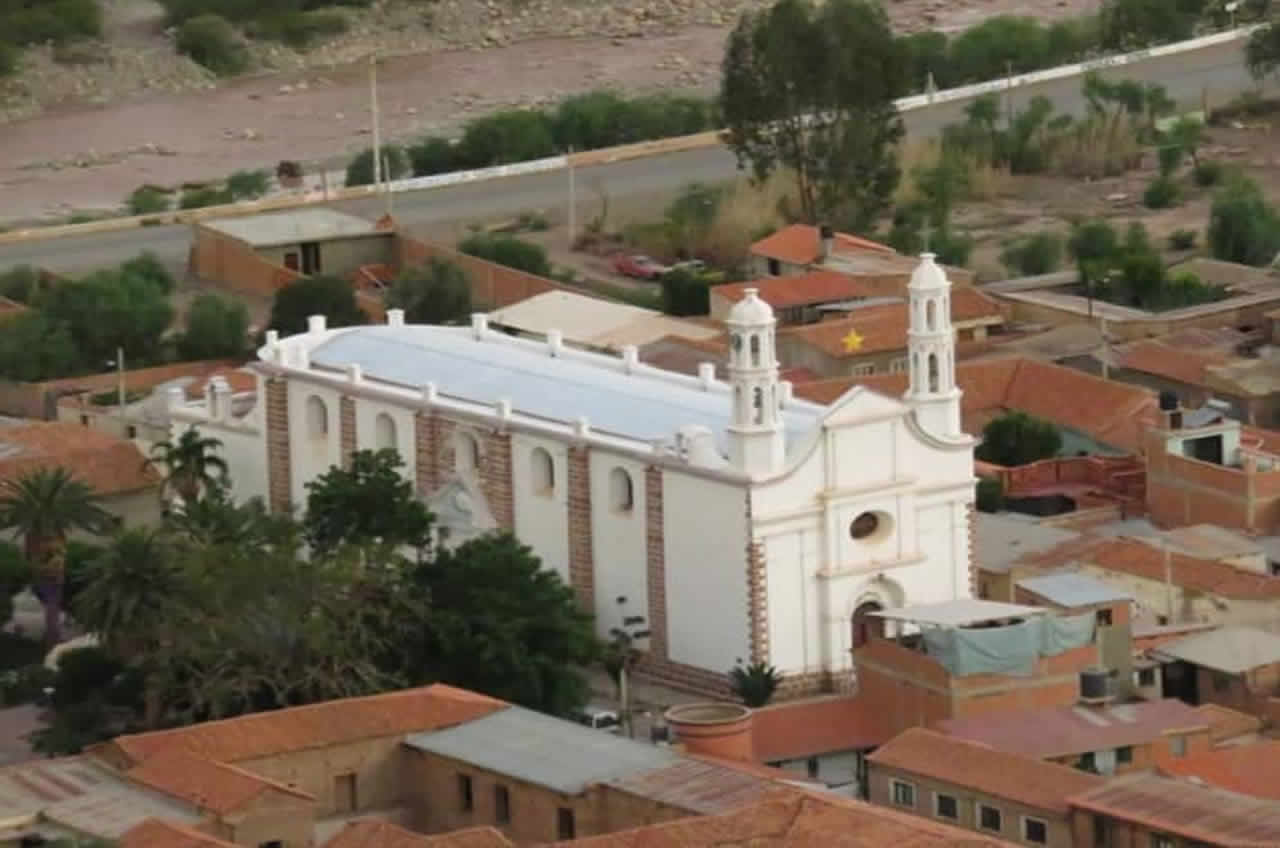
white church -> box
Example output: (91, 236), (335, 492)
(172, 254), (976, 695)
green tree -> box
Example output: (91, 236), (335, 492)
(1068, 218), (1119, 310)
(729, 660), (781, 707)
(73, 528), (190, 658)
(166, 487), (293, 550)
(1001, 231), (1063, 276)
(947, 16), (1049, 83)
(0, 312), (81, 382)
(266, 274), (368, 335)
(0, 468), (115, 646)
(1099, 0), (1204, 50)
(226, 169), (270, 200)
(0, 266), (43, 303)
(387, 259), (473, 325)
(455, 110), (557, 168)
(38, 267), (174, 368)
(975, 411), (1063, 467)
(403, 533), (599, 716)
(344, 145), (408, 187)
(457, 233), (552, 276)
(175, 14), (248, 76)
(145, 428), (229, 507)
(120, 252), (177, 295)
(303, 448), (434, 557)
(1207, 174), (1280, 266)
(720, 0), (906, 227)
(659, 268), (712, 316)
(178, 293), (250, 360)
(126, 186), (171, 216)
(408, 136), (458, 177)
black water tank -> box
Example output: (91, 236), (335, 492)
(1079, 667), (1111, 701)
(819, 223), (834, 240)
(1159, 390), (1179, 411)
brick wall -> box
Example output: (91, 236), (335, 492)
(481, 431), (514, 531)
(265, 376), (291, 514)
(413, 412), (458, 496)
(745, 491), (768, 665)
(192, 226), (302, 296)
(396, 235), (563, 310)
(567, 446), (595, 611)
(339, 396), (356, 470)
(644, 466), (667, 661)
(0, 359), (240, 420)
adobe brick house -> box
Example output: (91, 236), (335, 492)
(1151, 626), (1280, 716)
(867, 727), (1103, 848)
(746, 224), (975, 289)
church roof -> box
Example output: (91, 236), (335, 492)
(297, 323), (827, 457)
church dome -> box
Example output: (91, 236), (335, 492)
(908, 252), (949, 291)
(727, 288), (774, 326)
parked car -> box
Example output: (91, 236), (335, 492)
(612, 254), (669, 280)
(669, 259), (707, 274)
(571, 704), (622, 733)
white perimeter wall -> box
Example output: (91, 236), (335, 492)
(511, 433), (571, 585)
(589, 453), (648, 638)
(663, 471), (749, 673)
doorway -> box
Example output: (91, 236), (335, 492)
(300, 241), (322, 274)
(283, 252), (300, 272)
(333, 773), (358, 813)
(852, 601), (885, 650)
(1161, 661), (1200, 705)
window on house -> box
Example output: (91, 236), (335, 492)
(1093, 814), (1110, 848)
(1116, 746), (1133, 764)
(333, 773), (357, 814)
(258, 841), (283, 848)
(531, 447), (555, 496)
(767, 258), (781, 276)
(557, 808), (576, 840)
(610, 467), (634, 512)
(889, 357), (908, 374)
(1169, 735), (1187, 757)
(1078, 752), (1097, 773)
(1149, 834), (1175, 848)
(1137, 667), (1156, 687)
(850, 363), (875, 376)
(978, 804), (1002, 832)
(458, 774), (473, 811)
(494, 785), (510, 825)
(374, 412), (396, 450)
(306, 395), (328, 438)
(934, 793), (958, 820)
(806, 758), (819, 779)
(890, 779), (915, 808)
(1096, 608), (1113, 626)
(126, 424), (138, 439)
(1270, 560), (1280, 576)
(1213, 671), (1233, 692)
(1023, 817), (1048, 845)
(80, 415), (90, 427)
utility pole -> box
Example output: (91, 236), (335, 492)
(567, 146), (577, 246)
(1100, 316), (1110, 381)
(370, 54), (382, 189)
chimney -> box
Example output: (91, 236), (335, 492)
(665, 703), (754, 761)
(818, 224), (834, 264)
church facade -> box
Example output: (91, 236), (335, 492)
(172, 254), (976, 696)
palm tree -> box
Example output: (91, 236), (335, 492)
(73, 527), (188, 658)
(0, 468), (114, 646)
(146, 428), (228, 507)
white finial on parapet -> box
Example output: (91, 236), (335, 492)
(575, 417), (591, 440)
(622, 345), (639, 374)
(698, 362), (716, 390)
(386, 308), (405, 327)
(346, 363), (363, 384)
(471, 313), (489, 340)
(307, 314), (327, 334)
(547, 329), (564, 357)
(422, 382), (438, 405)
(496, 398), (512, 422)
(166, 385), (186, 413)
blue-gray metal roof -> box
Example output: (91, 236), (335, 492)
(309, 325), (823, 453)
(404, 706), (680, 795)
(1016, 572), (1131, 608)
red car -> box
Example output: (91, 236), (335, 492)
(612, 254), (669, 280)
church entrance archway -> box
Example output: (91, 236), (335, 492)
(852, 601), (885, 649)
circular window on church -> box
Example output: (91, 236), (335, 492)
(850, 511), (892, 542)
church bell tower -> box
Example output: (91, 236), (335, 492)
(726, 288), (786, 476)
(904, 254), (963, 439)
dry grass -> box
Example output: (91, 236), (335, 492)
(1046, 117), (1144, 179)
(895, 139), (1016, 205)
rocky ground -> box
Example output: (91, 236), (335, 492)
(0, 0), (1093, 225)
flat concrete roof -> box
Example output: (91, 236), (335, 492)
(486, 290), (720, 350)
(871, 599), (1045, 627)
(1017, 573), (1132, 608)
(200, 209), (383, 248)
(1154, 627), (1280, 674)
(974, 512), (1082, 572)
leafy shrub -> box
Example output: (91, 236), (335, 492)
(226, 169), (270, 200)
(1143, 175), (1181, 209)
(1001, 231), (1063, 276)
(276, 160), (303, 181)
(179, 185), (233, 209)
(179, 293), (250, 359)
(457, 234), (551, 276)
(387, 259), (472, 325)
(659, 268), (712, 316)
(0, 266), (43, 304)
(408, 136), (457, 177)
(976, 478), (1004, 513)
(976, 411), (1063, 467)
(729, 660), (780, 708)
(1157, 142), (1184, 177)
(267, 275), (368, 335)
(344, 145), (409, 187)
(0, 43), (18, 77)
(120, 252), (177, 295)
(1, 0), (103, 46)
(1168, 228), (1197, 250)
(0, 664), (56, 707)
(947, 16), (1052, 84)
(126, 185), (170, 215)
(1193, 160), (1224, 187)
(49, 647), (123, 711)
(176, 14), (248, 76)
(455, 109), (557, 169)
(246, 9), (347, 46)
(1208, 175), (1280, 266)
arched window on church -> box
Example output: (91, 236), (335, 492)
(926, 299), (937, 331)
(306, 396), (328, 439)
(753, 387), (764, 425)
(374, 413), (396, 451)
(912, 353), (920, 393)
(531, 447), (555, 496)
(928, 353), (940, 393)
(750, 334), (761, 367)
(609, 467), (634, 512)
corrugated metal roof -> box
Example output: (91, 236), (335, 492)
(202, 209), (381, 247)
(1016, 573), (1131, 608)
(1154, 627), (1280, 674)
(309, 325), (824, 455)
(605, 758), (781, 814)
(870, 599), (1044, 627)
(404, 706), (680, 795)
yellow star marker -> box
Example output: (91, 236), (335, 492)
(842, 328), (865, 353)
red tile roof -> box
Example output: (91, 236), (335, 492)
(605, 756), (792, 815)
(936, 698), (1208, 760)
(0, 420), (160, 496)
(125, 749), (313, 814)
(868, 728), (1104, 814)
(1068, 772), (1280, 847)
(1115, 340), (1233, 387)
(750, 224), (894, 265)
(120, 819), (239, 848)
(752, 696), (894, 762)
(1160, 739), (1280, 799)
(713, 271), (889, 310)
(324, 820), (512, 848)
(791, 356), (1160, 453)
(98, 684), (507, 766)
(1193, 703), (1263, 742)
(551, 790), (1015, 847)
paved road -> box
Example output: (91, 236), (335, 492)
(0, 38), (1260, 274)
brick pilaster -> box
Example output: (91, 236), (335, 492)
(645, 466), (668, 660)
(745, 491), (769, 665)
(967, 502), (977, 598)
(414, 412), (432, 495)
(481, 431), (514, 530)
(339, 396), (357, 469)
(567, 446), (595, 611)
(265, 377), (292, 515)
